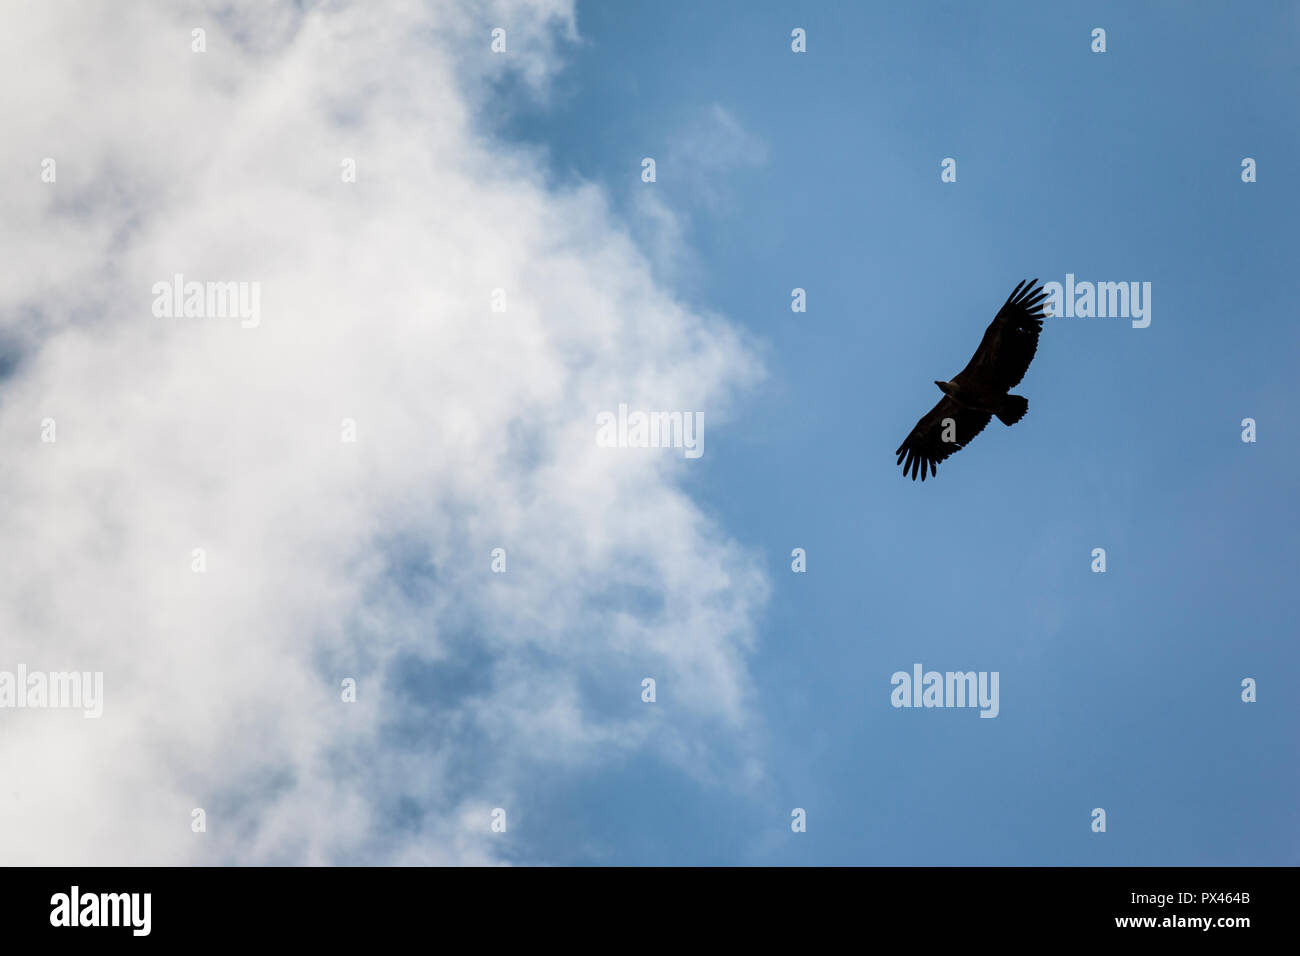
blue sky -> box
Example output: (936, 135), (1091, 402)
(491, 0), (1300, 864)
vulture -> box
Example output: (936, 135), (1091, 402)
(895, 279), (1047, 481)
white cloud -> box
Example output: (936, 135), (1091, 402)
(665, 104), (768, 209)
(0, 0), (766, 864)
(628, 104), (768, 285)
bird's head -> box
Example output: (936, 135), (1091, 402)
(934, 380), (956, 396)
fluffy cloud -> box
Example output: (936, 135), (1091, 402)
(0, 0), (766, 864)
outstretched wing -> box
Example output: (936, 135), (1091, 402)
(895, 396), (993, 481)
(953, 279), (1047, 392)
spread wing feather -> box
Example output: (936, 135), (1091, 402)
(953, 279), (1047, 391)
(894, 396), (993, 482)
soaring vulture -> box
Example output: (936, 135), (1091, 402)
(895, 279), (1046, 481)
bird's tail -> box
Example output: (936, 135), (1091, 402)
(996, 394), (1029, 426)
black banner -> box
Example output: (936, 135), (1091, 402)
(1, 866), (1281, 942)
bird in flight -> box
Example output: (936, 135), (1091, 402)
(895, 279), (1047, 481)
